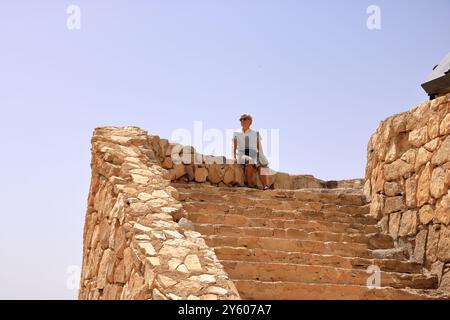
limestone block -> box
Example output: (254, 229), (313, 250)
(194, 166), (208, 182)
(428, 115), (441, 139)
(417, 162), (432, 206)
(414, 229), (428, 264)
(223, 166), (235, 185)
(184, 254), (203, 272)
(430, 167), (448, 199)
(415, 147), (432, 171)
(408, 126), (428, 147)
(207, 164), (224, 184)
(424, 138), (440, 152)
(437, 225), (450, 262)
(370, 194), (384, 219)
(436, 192), (450, 225)
(419, 204), (435, 225)
(431, 135), (450, 166)
(398, 210), (418, 237)
(440, 113), (450, 136)
(384, 181), (402, 196)
(384, 159), (413, 181)
(405, 176), (417, 208)
(383, 196), (405, 214)
(426, 224), (440, 266)
(388, 212), (401, 240)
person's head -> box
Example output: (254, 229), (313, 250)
(239, 113), (253, 129)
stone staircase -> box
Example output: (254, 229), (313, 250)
(171, 182), (449, 299)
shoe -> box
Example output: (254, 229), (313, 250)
(263, 185), (270, 190)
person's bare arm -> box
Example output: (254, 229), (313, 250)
(233, 137), (237, 161)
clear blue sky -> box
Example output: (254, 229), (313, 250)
(0, 0), (449, 299)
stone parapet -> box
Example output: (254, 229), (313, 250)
(364, 94), (450, 290)
(78, 126), (240, 300)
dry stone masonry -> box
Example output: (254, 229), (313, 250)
(365, 94), (450, 291)
(79, 127), (240, 300)
(80, 96), (450, 299)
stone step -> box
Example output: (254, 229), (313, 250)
(172, 183), (368, 206)
(178, 192), (370, 215)
(213, 247), (422, 274)
(221, 261), (438, 289)
(187, 212), (380, 234)
(193, 223), (393, 249)
(183, 202), (377, 225)
(232, 280), (450, 300)
(203, 235), (371, 258)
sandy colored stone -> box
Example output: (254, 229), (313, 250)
(437, 225), (450, 262)
(127, 271), (150, 300)
(159, 244), (190, 259)
(157, 275), (177, 288)
(223, 166), (235, 185)
(196, 274), (216, 284)
(207, 286), (228, 296)
(398, 210), (418, 237)
(408, 126), (428, 147)
(384, 159), (413, 181)
(405, 177), (417, 208)
(369, 194), (384, 218)
(137, 192), (154, 201)
(431, 135), (450, 166)
(426, 225), (440, 266)
(137, 242), (156, 256)
(97, 249), (115, 289)
(133, 223), (152, 233)
(424, 138), (440, 152)
(146, 257), (160, 266)
(388, 212), (401, 240)
(436, 192), (450, 225)
(162, 156), (173, 169)
(417, 162), (432, 206)
(208, 164), (224, 184)
(428, 115), (441, 139)
(171, 164), (186, 179)
(114, 259), (126, 284)
(184, 254), (203, 272)
(383, 196), (404, 214)
(413, 229), (428, 264)
(378, 215), (389, 234)
(440, 113), (450, 136)
(415, 147), (432, 171)
(163, 229), (184, 239)
(151, 190), (169, 198)
(384, 182), (402, 196)
(152, 288), (167, 300)
(176, 264), (189, 273)
(103, 284), (123, 300)
(194, 167), (208, 182)
(430, 167), (448, 199)
(431, 261), (445, 284)
(131, 174), (149, 185)
(419, 204), (435, 225)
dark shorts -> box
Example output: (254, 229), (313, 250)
(236, 149), (266, 167)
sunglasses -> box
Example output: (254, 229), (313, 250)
(240, 118), (250, 121)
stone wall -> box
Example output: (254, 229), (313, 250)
(147, 135), (363, 190)
(364, 94), (450, 289)
(79, 127), (240, 300)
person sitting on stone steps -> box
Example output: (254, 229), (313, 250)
(232, 113), (270, 190)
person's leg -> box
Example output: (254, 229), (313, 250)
(258, 166), (269, 188)
(245, 164), (254, 187)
